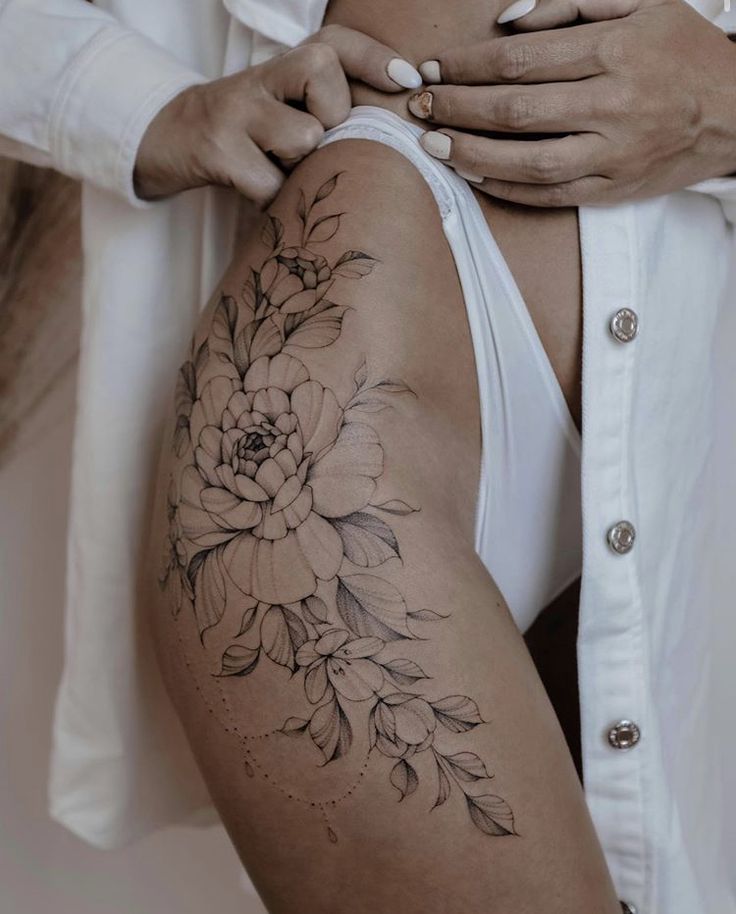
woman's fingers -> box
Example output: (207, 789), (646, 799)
(264, 44), (352, 130)
(420, 23), (618, 86)
(477, 174), (614, 206)
(419, 130), (604, 185)
(500, 0), (640, 30)
(411, 80), (602, 133)
(248, 98), (327, 162)
(305, 24), (422, 92)
(214, 134), (286, 206)
(135, 28), (422, 205)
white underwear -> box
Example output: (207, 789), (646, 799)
(321, 106), (583, 631)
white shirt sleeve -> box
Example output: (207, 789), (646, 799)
(0, 0), (207, 205)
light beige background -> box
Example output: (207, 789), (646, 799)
(0, 161), (266, 914)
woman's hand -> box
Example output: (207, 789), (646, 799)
(409, 0), (736, 206)
(134, 25), (421, 205)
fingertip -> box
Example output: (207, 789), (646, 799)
(418, 60), (442, 84)
(455, 168), (485, 184)
(497, 0), (537, 24)
(408, 91), (433, 120)
(386, 58), (423, 89)
(420, 130), (452, 161)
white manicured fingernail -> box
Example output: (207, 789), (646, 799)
(420, 131), (452, 160)
(408, 91), (433, 120)
(497, 0), (537, 23)
(419, 60), (442, 84)
(456, 169), (484, 184)
(387, 58), (423, 89)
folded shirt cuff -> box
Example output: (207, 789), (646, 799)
(686, 174), (736, 224)
(49, 26), (207, 207)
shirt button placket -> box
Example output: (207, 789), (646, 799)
(600, 297), (644, 909)
(580, 211), (649, 912)
(604, 517), (641, 756)
(604, 317), (641, 750)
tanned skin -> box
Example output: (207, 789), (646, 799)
(145, 135), (618, 912)
(326, 0), (585, 773)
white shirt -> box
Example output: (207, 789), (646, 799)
(1, 2), (735, 912)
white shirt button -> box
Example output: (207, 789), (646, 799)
(607, 520), (636, 554)
(620, 902), (638, 914)
(608, 719), (641, 750)
(610, 308), (639, 343)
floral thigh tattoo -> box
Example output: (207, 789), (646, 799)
(160, 173), (516, 840)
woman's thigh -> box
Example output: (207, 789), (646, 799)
(144, 138), (597, 912)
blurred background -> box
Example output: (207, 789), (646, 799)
(0, 138), (265, 914)
(2, 8), (735, 914)
(0, 159), (264, 914)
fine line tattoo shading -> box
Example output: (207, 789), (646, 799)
(160, 172), (517, 839)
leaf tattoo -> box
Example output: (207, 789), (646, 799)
(390, 758), (419, 801)
(465, 794), (516, 837)
(160, 172), (516, 839)
(336, 575), (413, 641)
(332, 512), (400, 567)
(219, 644), (259, 678)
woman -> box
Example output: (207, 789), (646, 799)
(146, 0), (736, 912)
(2, 0), (733, 909)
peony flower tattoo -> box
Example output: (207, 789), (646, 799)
(179, 352), (383, 609)
(161, 173), (516, 839)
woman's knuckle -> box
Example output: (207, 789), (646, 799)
(528, 149), (564, 183)
(597, 29), (628, 70)
(289, 123), (324, 156)
(495, 93), (536, 129)
(302, 41), (339, 72)
(539, 183), (570, 206)
(681, 92), (701, 131)
(497, 43), (534, 81)
(314, 23), (342, 43)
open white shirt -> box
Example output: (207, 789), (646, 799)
(0, 1), (735, 912)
